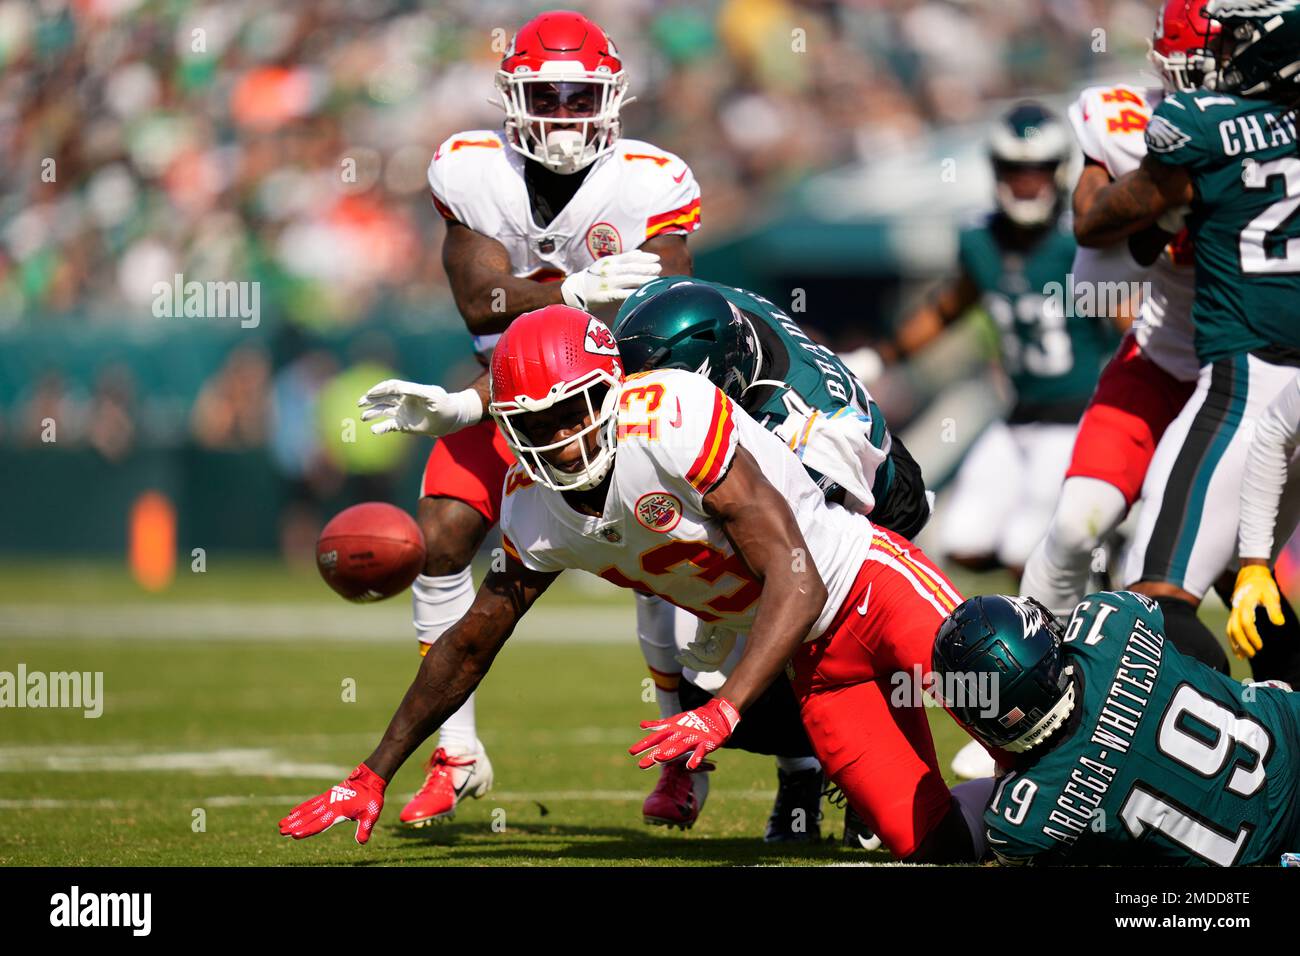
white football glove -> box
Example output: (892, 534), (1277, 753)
(675, 622), (738, 673)
(560, 250), (662, 311)
(357, 380), (483, 437)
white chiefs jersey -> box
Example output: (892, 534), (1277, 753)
(428, 130), (701, 357)
(500, 369), (872, 640)
(1068, 84), (1199, 382)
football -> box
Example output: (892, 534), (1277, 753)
(316, 502), (426, 602)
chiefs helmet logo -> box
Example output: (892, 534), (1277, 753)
(585, 318), (619, 355)
(635, 492), (682, 533)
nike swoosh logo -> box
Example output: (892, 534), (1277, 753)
(452, 763), (478, 798)
(856, 583), (872, 617)
(669, 398), (682, 428)
(672, 168), (687, 184)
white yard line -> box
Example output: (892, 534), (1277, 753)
(0, 603), (634, 642)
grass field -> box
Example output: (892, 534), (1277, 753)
(0, 559), (1237, 867)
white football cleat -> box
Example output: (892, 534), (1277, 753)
(951, 740), (998, 780)
(399, 745), (493, 827)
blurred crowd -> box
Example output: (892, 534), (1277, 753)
(3, 0), (1159, 329)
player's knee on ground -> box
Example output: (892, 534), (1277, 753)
(1150, 593), (1230, 674)
(902, 797), (979, 864)
(417, 495), (489, 575)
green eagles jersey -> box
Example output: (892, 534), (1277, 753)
(615, 277), (893, 502)
(986, 590), (1300, 866)
(1145, 91), (1300, 364)
(959, 214), (1116, 422)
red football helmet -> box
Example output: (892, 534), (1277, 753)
(489, 305), (624, 491)
(1150, 0), (1220, 92)
(495, 11), (629, 174)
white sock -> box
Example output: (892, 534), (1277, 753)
(1019, 477), (1128, 617)
(655, 688), (681, 720)
(776, 755), (821, 774)
(412, 569), (480, 755)
(637, 594), (685, 719)
(952, 777), (997, 860)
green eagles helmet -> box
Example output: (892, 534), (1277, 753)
(612, 278), (760, 401)
(988, 101), (1073, 227)
(932, 595), (1077, 754)
(1207, 0), (1300, 99)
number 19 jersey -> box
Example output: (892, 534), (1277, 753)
(986, 590), (1300, 866)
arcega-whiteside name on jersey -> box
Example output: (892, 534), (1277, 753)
(500, 368), (872, 639)
(428, 130), (702, 356)
(1067, 83), (1198, 383)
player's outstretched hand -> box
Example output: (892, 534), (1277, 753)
(279, 764), (387, 844)
(629, 697), (740, 770)
(1228, 564), (1285, 660)
(358, 380), (483, 437)
(560, 250), (661, 311)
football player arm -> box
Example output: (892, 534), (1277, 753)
(1239, 377), (1300, 565)
(1074, 158), (1173, 270)
(1074, 155), (1192, 248)
(885, 271), (981, 362)
(702, 447), (828, 712)
(639, 233), (692, 277)
(363, 559), (559, 780)
(442, 220), (564, 335)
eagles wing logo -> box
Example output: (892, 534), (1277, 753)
(1144, 114), (1192, 154)
(1006, 597), (1044, 640)
(585, 318), (619, 355)
(635, 492), (683, 533)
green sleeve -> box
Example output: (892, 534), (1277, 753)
(1144, 93), (1210, 169)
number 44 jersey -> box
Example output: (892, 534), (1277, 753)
(986, 590), (1300, 866)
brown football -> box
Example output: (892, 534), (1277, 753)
(316, 502), (426, 602)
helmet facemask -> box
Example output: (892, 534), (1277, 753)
(988, 104), (1073, 228)
(496, 70), (627, 174)
(993, 160), (1065, 228)
(492, 371), (623, 492)
(1149, 41), (1218, 92)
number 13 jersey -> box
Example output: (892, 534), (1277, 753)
(499, 368), (872, 639)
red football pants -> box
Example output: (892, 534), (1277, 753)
(420, 419), (514, 524)
(789, 527), (964, 858)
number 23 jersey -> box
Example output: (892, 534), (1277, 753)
(986, 591), (1300, 866)
(499, 368), (873, 639)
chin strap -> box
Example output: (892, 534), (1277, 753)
(1004, 669), (1077, 753)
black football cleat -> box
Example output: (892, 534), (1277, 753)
(764, 768), (824, 843)
(841, 805), (882, 850)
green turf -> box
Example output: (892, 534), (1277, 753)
(0, 561), (1240, 866)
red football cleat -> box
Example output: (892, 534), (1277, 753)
(399, 746), (493, 827)
(642, 760), (710, 829)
